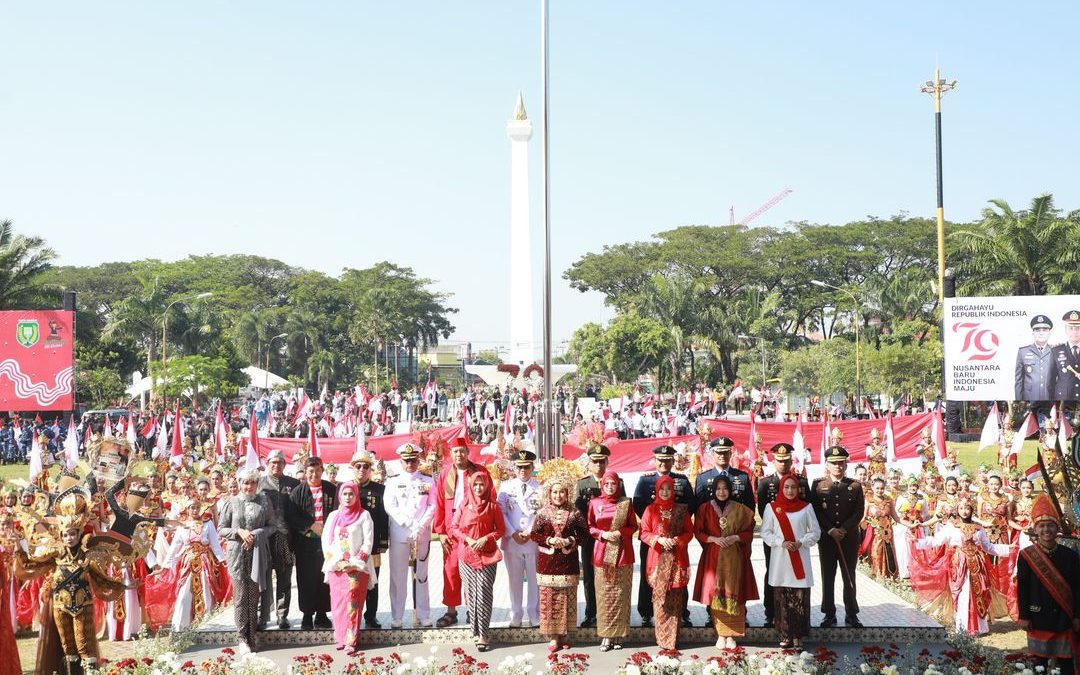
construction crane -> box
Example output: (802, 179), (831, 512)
(729, 188), (794, 226)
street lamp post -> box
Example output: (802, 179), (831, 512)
(161, 292), (213, 408)
(920, 69), (957, 306)
(811, 280), (862, 414)
(265, 333), (289, 391)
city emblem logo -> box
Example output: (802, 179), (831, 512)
(16, 320), (40, 348)
(952, 321), (998, 361)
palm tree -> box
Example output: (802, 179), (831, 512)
(102, 274), (169, 382)
(232, 308), (278, 365)
(0, 220), (57, 309)
(950, 194), (1080, 296)
(307, 350), (336, 392)
(285, 309), (323, 373)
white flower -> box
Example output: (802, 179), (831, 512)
(861, 665), (871, 674)
(625, 667), (641, 675)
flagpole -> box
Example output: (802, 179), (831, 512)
(539, 0), (554, 461)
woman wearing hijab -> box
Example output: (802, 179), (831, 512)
(531, 476), (589, 653)
(588, 470), (638, 652)
(321, 481), (375, 655)
(693, 474), (758, 649)
(639, 474), (694, 650)
(218, 468), (275, 653)
(760, 473), (820, 650)
(450, 470), (505, 652)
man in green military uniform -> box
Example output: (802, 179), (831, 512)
(756, 443), (809, 628)
(811, 445), (864, 628)
(351, 449), (390, 628)
(574, 444), (618, 628)
(632, 445), (694, 629)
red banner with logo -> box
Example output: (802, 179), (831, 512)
(0, 310), (75, 411)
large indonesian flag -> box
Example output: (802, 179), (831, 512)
(0, 310), (74, 410)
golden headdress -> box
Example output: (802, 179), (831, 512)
(54, 488), (90, 532)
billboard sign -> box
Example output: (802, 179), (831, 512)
(0, 310), (75, 410)
(944, 296), (1080, 401)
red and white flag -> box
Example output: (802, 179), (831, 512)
(665, 414), (677, 437)
(103, 414), (113, 437)
(245, 423), (261, 470)
(932, 407), (948, 472)
(819, 416), (832, 466)
(319, 380), (328, 402)
(214, 404), (229, 462)
(154, 414), (168, 459)
(1011, 412), (1038, 458)
(791, 412), (806, 473)
(125, 412), (137, 449)
(170, 403), (185, 467)
(463, 406), (472, 428)
(1025, 463), (1043, 484)
(64, 415), (79, 470)
(978, 403), (1000, 453)
(504, 404), (515, 435)
(1057, 413), (1073, 453)
(140, 415), (157, 439)
(308, 418), (321, 459)
(292, 391), (312, 426)
(884, 415), (897, 463)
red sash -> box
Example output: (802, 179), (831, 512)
(771, 503), (806, 580)
(1020, 545), (1074, 619)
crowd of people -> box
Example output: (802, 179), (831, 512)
(1, 382), (1078, 675)
(1, 422), (1078, 674)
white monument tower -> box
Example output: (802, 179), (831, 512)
(507, 92), (535, 366)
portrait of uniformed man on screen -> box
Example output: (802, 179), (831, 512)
(1015, 314), (1055, 401)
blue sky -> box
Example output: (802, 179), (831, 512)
(2, 2), (1077, 354)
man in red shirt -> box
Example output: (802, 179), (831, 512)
(432, 437), (481, 627)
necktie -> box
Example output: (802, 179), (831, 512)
(521, 484), (527, 497)
(1073, 346), (1078, 358)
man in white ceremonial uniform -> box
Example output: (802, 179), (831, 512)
(497, 448), (541, 627)
(385, 442), (436, 627)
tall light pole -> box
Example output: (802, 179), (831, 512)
(539, 0), (554, 461)
(920, 69), (957, 306)
(737, 334), (767, 394)
(265, 333), (288, 391)
(811, 280), (862, 413)
(161, 292), (213, 407)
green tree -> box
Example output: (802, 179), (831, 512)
(603, 313), (674, 385)
(566, 322), (609, 379)
(158, 354), (249, 405)
(950, 194), (1080, 296)
(0, 220), (57, 309)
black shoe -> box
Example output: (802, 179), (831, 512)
(300, 615), (314, 630)
(579, 617), (596, 628)
(762, 620), (775, 629)
(257, 621), (268, 631)
(640, 617), (653, 628)
(364, 618), (382, 629)
(277, 618), (291, 630)
(314, 614), (333, 630)
(845, 617), (864, 628)
(819, 616), (837, 628)
(680, 617), (693, 628)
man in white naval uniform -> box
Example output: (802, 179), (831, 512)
(497, 448), (541, 627)
(385, 442), (436, 628)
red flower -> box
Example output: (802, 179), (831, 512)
(222, 648), (235, 656)
(182, 662), (194, 669)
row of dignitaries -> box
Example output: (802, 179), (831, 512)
(576, 437), (862, 630)
(239, 435), (862, 646)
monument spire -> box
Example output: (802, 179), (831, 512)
(514, 90), (528, 121)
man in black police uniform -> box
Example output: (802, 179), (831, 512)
(575, 445), (620, 628)
(756, 443), (810, 628)
(1052, 310), (1080, 402)
(811, 445), (864, 628)
(1015, 314), (1055, 404)
(351, 449), (390, 628)
(694, 437), (754, 511)
(632, 445), (694, 628)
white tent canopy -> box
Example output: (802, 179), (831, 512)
(125, 365), (288, 400)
